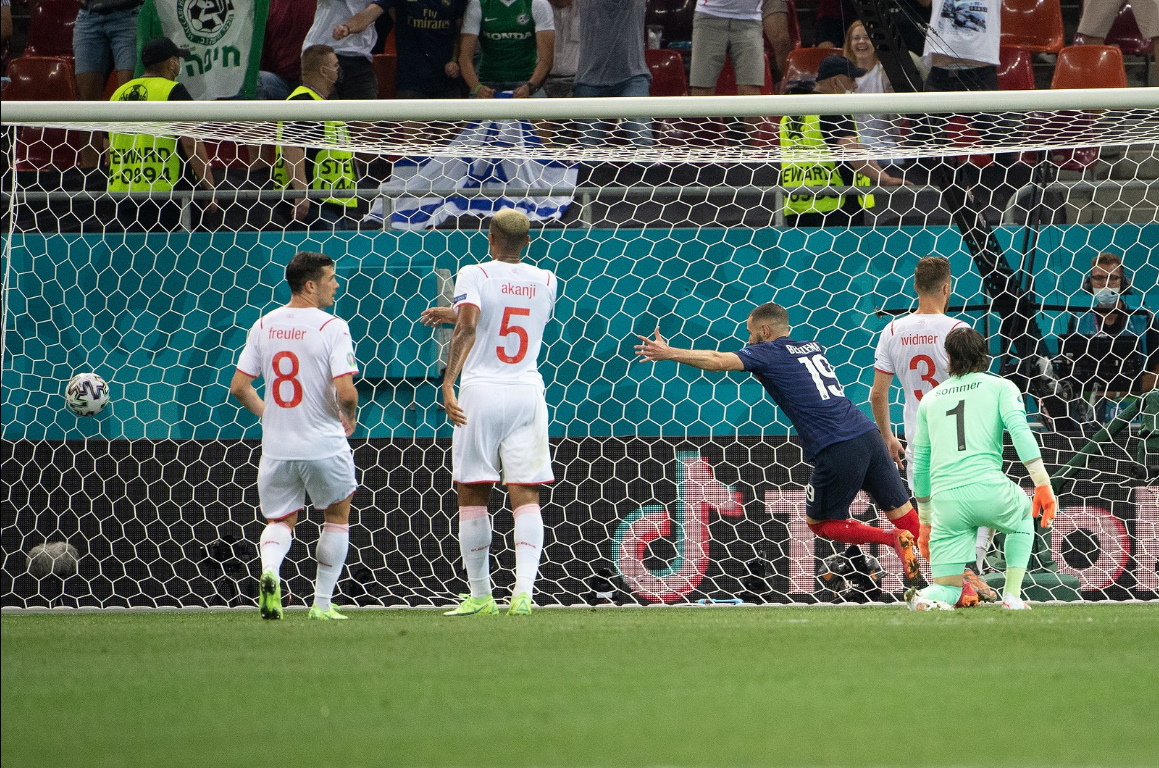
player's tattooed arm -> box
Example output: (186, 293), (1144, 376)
(419, 306), (457, 327)
(441, 305), (480, 426)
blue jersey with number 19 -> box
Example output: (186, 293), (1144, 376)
(737, 338), (877, 462)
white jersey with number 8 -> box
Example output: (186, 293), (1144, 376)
(236, 306), (358, 461)
(874, 313), (969, 443)
(452, 260), (558, 387)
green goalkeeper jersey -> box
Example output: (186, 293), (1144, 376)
(911, 371), (1042, 499)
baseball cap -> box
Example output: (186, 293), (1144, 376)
(816, 55), (868, 82)
(141, 37), (192, 68)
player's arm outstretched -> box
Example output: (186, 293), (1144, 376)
(441, 304), (481, 426)
(869, 370), (905, 469)
(419, 306), (457, 327)
(999, 379), (1057, 527)
(634, 328), (745, 371)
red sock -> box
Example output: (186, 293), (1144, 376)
(808, 519), (894, 547)
(890, 509), (920, 539)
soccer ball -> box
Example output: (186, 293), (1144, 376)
(65, 372), (110, 416)
(27, 541), (79, 578)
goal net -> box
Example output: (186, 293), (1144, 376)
(3, 90), (1157, 609)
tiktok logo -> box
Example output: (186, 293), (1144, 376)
(612, 452), (745, 603)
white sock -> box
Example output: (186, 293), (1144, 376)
(459, 507), (492, 599)
(975, 527), (992, 571)
(259, 521), (293, 577)
(313, 522), (350, 610)
(512, 504), (544, 597)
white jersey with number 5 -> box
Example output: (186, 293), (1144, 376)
(453, 260), (558, 387)
(874, 313), (969, 441)
(236, 306), (358, 461)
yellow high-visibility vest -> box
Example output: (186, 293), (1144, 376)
(273, 86), (358, 209)
(779, 114), (873, 215)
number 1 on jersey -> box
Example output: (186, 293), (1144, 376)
(946, 399), (966, 451)
(496, 306), (531, 364)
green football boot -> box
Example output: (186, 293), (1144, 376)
(308, 605), (349, 620)
(443, 594), (499, 616)
(507, 592), (533, 616)
(258, 570), (283, 621)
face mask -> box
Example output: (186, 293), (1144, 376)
(1093, 287), (1119, 308)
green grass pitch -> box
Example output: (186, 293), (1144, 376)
(3, 604), (1158, 767)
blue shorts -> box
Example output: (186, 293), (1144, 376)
(73, 6), (140, 76)
(806, 429), (910, 521)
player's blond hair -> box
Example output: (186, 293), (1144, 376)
(914, 256), (951, 295)
(490, 208), (531, 249)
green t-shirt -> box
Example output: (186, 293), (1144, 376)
(478, 0), (538, 83)
(912, 371), (1042, 498)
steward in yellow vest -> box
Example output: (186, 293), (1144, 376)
(107, 36), (216, 223)
(273, 44), (359, 229)
(779, 55), (909, 228)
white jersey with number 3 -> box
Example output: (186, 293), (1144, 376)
(874, 313), (969, 441)
(236, 306), (358, 461)
(453, 260), (558, 387)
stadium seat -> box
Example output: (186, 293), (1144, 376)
(997, 45), (1036, 90)
(373, 53), (396, 99)
(716, 52), (774, 95)
(1049, 45), (1127, 172)
(1105, 2), (1154, 57)
(24, 0), (80, 58)
(5, 57), (85, 172)
(1000, 0), (1065, 54)
(780, 47), (832, 89)
(1052, 44), (1128, 88)
(646, 49), (688, 96)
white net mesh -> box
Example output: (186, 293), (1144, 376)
(2, 92), (1157, 608)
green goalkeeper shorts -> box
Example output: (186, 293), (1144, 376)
(929, 479), (1032, 568)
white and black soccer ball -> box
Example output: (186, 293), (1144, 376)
(65, 372), (110, 417)
(27, 541), (80, 578)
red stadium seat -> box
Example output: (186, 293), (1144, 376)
(1105, 2), (1154, 57)
(373, 53), (396, 99)
(780, 47), (832, 88)
(997, 45), (1036, 90)
(5, 56), (86, 172)
(1049, 46), (1127, 172)
(646, 49), (688, 96)
(716, 52), (774, 95)
(25, 0), (80, 58)
(1001, 0), (1065, 54)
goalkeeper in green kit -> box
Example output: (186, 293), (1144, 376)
(907, 328), (1057, 611)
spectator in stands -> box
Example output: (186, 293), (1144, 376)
(337, 0), (467, 98)
(814, 0), (859, 47)
(779, 55), (907, 228)
(843, 20), (907, 174)
(459, 0), (555, 98)
(72, 0), (142, 169)
(917, 0), (1000, 93)
(258, 0), (317, 100)
(1056, 252), (1158, 424)
(545, 0), (579, 97)
(2, 0), (13, 51)
(690, 0), (764, 95)
(763, 0), (793, 82)
(106, 37), (216, 232)
(1075, 0), (1158, 53)
(309, 0), (384, 99)
(572, 0), (653, 146)
(273, 45), (360, 230)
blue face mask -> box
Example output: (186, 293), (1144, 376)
(1093, 287), (1119, 308)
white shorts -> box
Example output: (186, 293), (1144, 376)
(452, 383), (554, 485)
(258, 448), (357, 520)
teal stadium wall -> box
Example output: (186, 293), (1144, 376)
(2, 224), (1155, 441)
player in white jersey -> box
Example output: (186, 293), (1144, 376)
(230, 251), (359, 621)
(870, 256), (995, 603)
(420, 209), (558, 617)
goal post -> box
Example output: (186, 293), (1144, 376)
(2, 90), (1157, 609)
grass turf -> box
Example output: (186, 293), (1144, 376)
(3, 604), (1158, 768)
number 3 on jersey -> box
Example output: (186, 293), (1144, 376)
(909, 354), (939, 401)
(496, 306), (530, 364)
(271, 350), (303, 408)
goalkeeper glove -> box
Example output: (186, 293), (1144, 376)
(918, 523), (931, 561)
(1032, 484), (1057, 528)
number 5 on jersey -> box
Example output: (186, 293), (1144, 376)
(497, 306), (530, 364)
